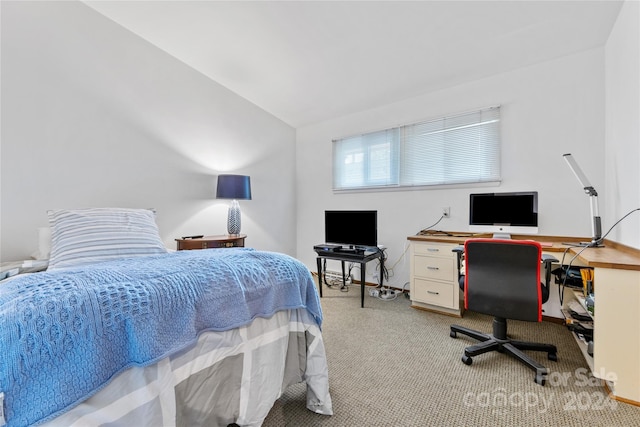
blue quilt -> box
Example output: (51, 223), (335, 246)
(0, 248), (322, 427)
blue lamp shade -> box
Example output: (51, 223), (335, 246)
(216, 175), (252, 200)
(216, 175), (251, 235)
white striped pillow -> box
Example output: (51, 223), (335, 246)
(47, 208), (167, 270)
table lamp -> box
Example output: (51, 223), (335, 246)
(216, 174), (252, 235)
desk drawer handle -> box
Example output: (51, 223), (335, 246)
(427, 248), (440, 252)
(427, 291), (440, 295)
(427, 266), (440, 271)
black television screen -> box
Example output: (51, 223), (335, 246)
(324, 210), (377, 248)
(469, 192), (539, 236)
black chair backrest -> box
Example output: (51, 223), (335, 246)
(464, 239), (543, 322)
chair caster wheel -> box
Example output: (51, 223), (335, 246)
(548, 353), (558, 362)
(462, 355), (472, 365)
(535, 374), (546, 386)
(450, 330), (457, 338)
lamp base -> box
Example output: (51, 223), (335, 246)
(227, 200), (241, 235)
(562, 241), (605, 248)
(576, 241), (605, 248)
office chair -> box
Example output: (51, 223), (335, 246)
(450, 239), (558, 385)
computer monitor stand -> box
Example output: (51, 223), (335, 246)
(492, 233), (511, 239)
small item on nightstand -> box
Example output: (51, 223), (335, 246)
(181, 235), (204, 239)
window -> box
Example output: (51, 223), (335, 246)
(332, 106), (501, 191)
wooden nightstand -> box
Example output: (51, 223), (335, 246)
(175, 234), (246, 251)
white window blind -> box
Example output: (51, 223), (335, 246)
(333, 106), (501, 191)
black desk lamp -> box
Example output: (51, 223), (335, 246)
(563, 153), (603, 247)
(216, 174), (252, 235)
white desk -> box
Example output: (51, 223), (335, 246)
(408, 232), (640, 406)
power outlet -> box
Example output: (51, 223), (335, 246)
(442, 207), (451, 218)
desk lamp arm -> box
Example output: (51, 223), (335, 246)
(563, 153), (603, 246)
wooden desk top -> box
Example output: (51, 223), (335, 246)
(408, 232), (640, 271)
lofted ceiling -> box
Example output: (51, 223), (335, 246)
(84, 0), (623, 128)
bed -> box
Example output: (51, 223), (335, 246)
(0, 208), (332, 427)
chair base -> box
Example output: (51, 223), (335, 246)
(450, 319), (557, 385)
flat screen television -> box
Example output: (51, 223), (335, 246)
(469, 191), (539, 238)
(324, 210), (377, 248)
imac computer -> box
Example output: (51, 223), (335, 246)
(469, 192), (539, 239)
(324, 210), (377, 251)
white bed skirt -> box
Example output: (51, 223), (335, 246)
(39, 309), (332, 427)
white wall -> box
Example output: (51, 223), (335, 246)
(0, 1), (297, 261)
(3, 1), (636, 271)
(296, 48), (607, 289)
(605, 0), (640, 249)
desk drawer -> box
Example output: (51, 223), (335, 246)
(412, 278), (455, 308)
(413, 255), (455, 281)
(413, 242), (455, 257)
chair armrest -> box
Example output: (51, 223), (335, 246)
(452, 246), (465, 285)
(541, 254), (558, 287)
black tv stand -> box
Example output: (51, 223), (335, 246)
(314, 245), (384, 307)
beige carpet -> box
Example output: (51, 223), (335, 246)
(263, 283), (640, 426)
